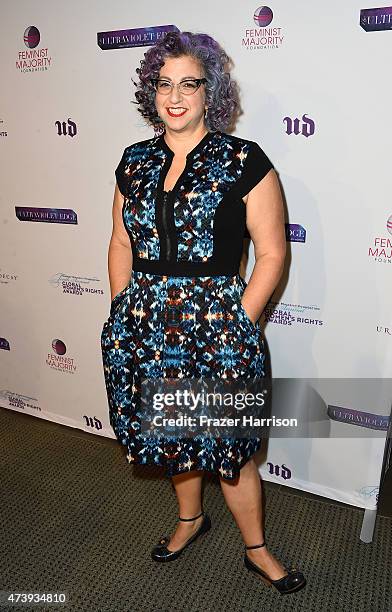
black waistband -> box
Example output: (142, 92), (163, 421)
(132, 258), (238, 278)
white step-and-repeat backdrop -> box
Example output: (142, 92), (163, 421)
(1, 1), (391, 512)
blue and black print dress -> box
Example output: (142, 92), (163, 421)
(101, 129), (274, 480)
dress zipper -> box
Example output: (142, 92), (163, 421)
(162, 190), (172, 261)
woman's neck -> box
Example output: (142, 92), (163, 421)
(163, 124), (209, 157)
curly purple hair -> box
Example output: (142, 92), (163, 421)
(131, 30), (241, 133)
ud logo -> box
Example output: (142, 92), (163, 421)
(55, 118), (77, 137)
(266, 462), (292, 480)
(83, 416), (103, 431)
(283, 114), (315, 138)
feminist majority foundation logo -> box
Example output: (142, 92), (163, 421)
(46, 339), (77, 374)
(368, 214), (392, 264)
(16, 26), (53, 73)
(242, 6), (284, 50)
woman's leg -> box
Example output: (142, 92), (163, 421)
(166, 470), (205, 551)
(219, 458), (288, 580)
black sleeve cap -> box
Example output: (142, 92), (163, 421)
(115, 148), (129, 197)
(243, 141), (274, 238)
(242, 141), (274, 196)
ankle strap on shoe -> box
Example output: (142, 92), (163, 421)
(245, 542), (266, 550)
(179, 511), (204, 521)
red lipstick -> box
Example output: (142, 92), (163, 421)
(167, 108), (187, 118)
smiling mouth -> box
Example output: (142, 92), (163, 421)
(167, 107), (188, 117)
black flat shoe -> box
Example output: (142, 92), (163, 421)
(244, 542), (307, 595)
(151, 511), (211, 562)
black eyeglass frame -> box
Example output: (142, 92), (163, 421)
(150, 77), (208, 94)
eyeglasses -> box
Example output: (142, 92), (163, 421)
(151, 78), (207, 95)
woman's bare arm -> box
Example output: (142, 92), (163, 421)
(107, 184), (133, 300)
(241, 169), (286, 324)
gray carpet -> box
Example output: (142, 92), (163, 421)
(0, 407), (391, 612)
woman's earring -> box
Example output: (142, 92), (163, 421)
(204, 107), (208, 119)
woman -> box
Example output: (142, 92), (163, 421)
(101, 30), (306, 595)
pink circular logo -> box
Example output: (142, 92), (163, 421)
(253, 6), (273, 27)
(23, 26), (40, 49)
(52, 339), (66, 355)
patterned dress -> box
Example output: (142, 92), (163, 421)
(101, 129), (274, 480)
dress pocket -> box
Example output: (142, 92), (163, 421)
(238, 300), (259, 331)
(232, 274), (260, 335)
(109, 284), (131, 318)
(235, 299), (260, 338)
